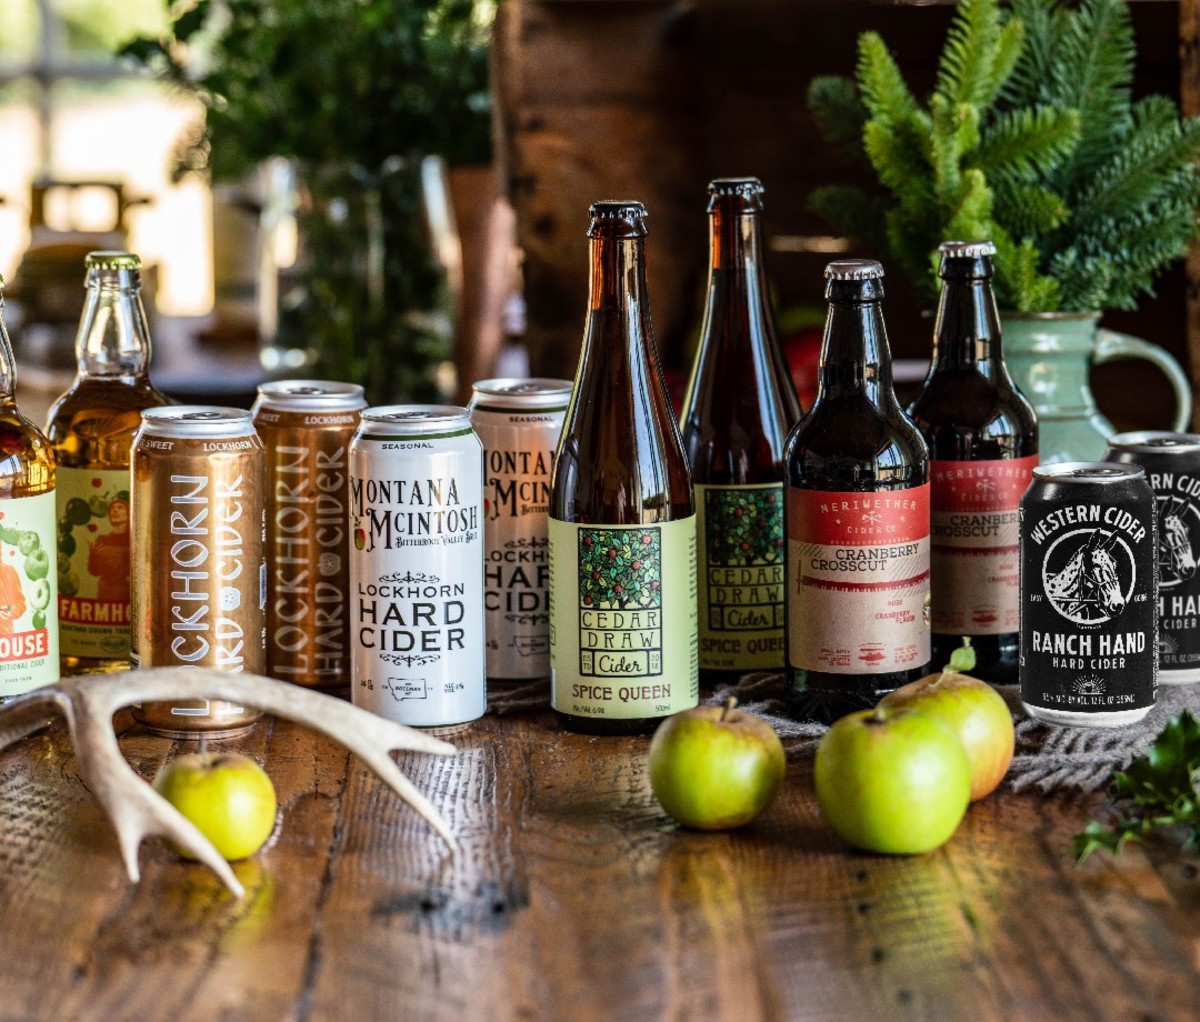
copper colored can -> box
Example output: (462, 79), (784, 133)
(130, 407), (266, 738)
(252, 380), (365, 690)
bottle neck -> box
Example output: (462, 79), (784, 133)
(817, 296), (895, 401)
(75, 268), (153, 377)
(0, 302), (17, 401)
(706, 206), (771, 333)
(931, 275), (1003, 374)
(588, 234), (650, 339)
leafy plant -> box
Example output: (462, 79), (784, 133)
(1074, 710), (1200, 860)
(807, 0), (1200, 313)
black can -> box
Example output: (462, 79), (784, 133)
(1019, 462), (1157, 727)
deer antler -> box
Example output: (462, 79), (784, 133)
(0, 669), (458, 898)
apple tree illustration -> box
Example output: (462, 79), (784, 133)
(578, 529), (661, 609)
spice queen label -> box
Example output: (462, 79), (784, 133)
(549, 517), (698, 719)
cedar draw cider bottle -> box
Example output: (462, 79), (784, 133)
(784, 259), (930, 723)
(680, 178), (801, 688)
(549, 201), (699, 735)
(907, 241), (1037, 684)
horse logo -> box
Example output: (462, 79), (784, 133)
(1158, 496), (1196, 586)
(1042, 529), (1131, 626)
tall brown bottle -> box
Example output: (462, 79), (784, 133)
(680, 178), (801, 687)
(785, 260), (930, 723)
(907, 241), (1038, 683)
(549, 201), (699, 735)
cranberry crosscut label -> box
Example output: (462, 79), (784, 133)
(786, 484), (930, 674)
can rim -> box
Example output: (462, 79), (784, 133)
(1105, 430), (1200, 455)
(1032, 460), (1146, 482)
(254, 379), (367, 412)
(359, 404), (471, 431)
(469, 377), (573, 408)
(139, 405), (257, 438)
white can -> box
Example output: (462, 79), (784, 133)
(468, 377), (572, 682)
(348, 405), (486, 732)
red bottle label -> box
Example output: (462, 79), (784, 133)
(930, 456), (1037, 635)
(786, 484), (930, 674)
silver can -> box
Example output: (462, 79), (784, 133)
(348, 405), (486, 732)
(468, 377), (571, 682)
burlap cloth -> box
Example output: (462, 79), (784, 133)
(488, 675), (1200, 795)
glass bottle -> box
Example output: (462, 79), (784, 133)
(549, 201), (699, 735)
(907, 240), (1038, 684)
(680, 178), (801, 688)
(45, 252), (172, 675)
(0, 273), (58, 700)
(784, 259), (930, 723)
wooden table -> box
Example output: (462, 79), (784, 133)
(1, 706), (1197, 1021)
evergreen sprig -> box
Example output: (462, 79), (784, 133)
(807, 0), (1200, 312)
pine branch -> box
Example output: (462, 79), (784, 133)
(936, 0), (1005, 110)
(994, 234), (1061, 311)
(857, 32), (929, 134)
(972, 106), (1080, 183)
(993, 183), (1070, 237)
(808, 75), (868, 158)
(806, 186), (891, 254)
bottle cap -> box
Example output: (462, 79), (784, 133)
(824, 259), (884, 281)
(938, 240), (996, 259)
(86, 251), (142, 271)
(588, 201), (648, 237)
(707, 178), (764, 211)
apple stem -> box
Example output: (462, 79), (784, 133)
(720, 696), (738, 721)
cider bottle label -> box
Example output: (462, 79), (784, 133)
(695, 483), (786, 671)
(786, 484), (930, 674)
(930, 455), (1037, 636)
(56, 467), (132, 661)
(0, 490), (59, 696)
(549, 517), (698, 719)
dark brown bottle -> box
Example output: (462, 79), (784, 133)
(907, 240), (1038, 684)
(680, 178), (801, 688)
(548, 201), (699, 735)
(784, 259), (930, 723)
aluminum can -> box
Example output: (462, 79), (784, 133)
(1104, 431), (1200, 684)
(1019, 462), (1157, 727)
(252, 380), (365, 690)
(130, 407), (266, 738)
(468, 377), (571, 682)
(349, 405), (486, 732)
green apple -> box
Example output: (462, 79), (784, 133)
(648, 697), (786, 830)
(814, 707), (970, 855)
(23, 546), (50, 582)
(152, 752), (278, 861)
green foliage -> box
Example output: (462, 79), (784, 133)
(806, 0), (1200, 313)
(1074, 710), (1200, 860)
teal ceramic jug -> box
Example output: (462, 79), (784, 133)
(1001, 312), (1192, 464)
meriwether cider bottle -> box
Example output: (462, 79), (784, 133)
(45, 252), (171, 674)
(680, 178), (801, 687)
(0, 273), (58, 699)
(908, 241), (1038, 684)
(549, 201), (698, 735)
(784, 259), (930, 723)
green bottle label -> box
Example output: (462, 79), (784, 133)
(0, 490), (59, 695)
(549, 517), (698, 719)
(695, 483), (787, 670)
(55, 467), (132, 660)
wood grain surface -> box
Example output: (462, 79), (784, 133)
(0, 706), (1196, 1021)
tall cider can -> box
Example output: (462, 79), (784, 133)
(252, 380), (365, 690)
(468, 377), (571, 683)
(349, 405), (486, 733)
(1019, 462), (1157, 727)
(130, 407), (266, 738)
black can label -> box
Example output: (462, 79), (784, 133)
(1020, 499), (1157, 712)
(1145, 470), (1200, 674)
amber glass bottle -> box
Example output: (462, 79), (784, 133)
(907, 241), (1038, 684)
(784, 260), (930, 723)
(549, 201), (699, 735)
(0, 274), (58, 699)
(45, 252), (171, 675)
(680, 178), (801, 688)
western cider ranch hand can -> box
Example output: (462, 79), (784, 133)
(468, 377), (571, 682)
(349, 405), (486, 732)
(252, 380), (365, 690)
(129, 407), (266, 738)
(1019, 462), (1157, 727)
(1104, 431), (1200, 684)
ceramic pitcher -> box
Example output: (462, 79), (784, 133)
(1001, 311), (1192, 464)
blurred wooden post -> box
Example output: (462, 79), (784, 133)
(1182, 0), (1200, 428)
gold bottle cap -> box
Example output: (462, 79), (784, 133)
(85, 251), (142, 270)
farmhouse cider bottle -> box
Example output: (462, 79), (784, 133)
(908, 241), (1038, 684)
(680, 178), (801, 688)
(0, 273), (58, 700)
(549, 201), (698, 735)
(785, 260), (930, 723)
(45, 252), (171, 675)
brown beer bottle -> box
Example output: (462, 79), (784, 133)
(45, 252), (171, 675)
(549, 201), (699, 735)
(907, 241), (1038, 684)
(680, 178), (801, 688)
(785, 260), (930, 723)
